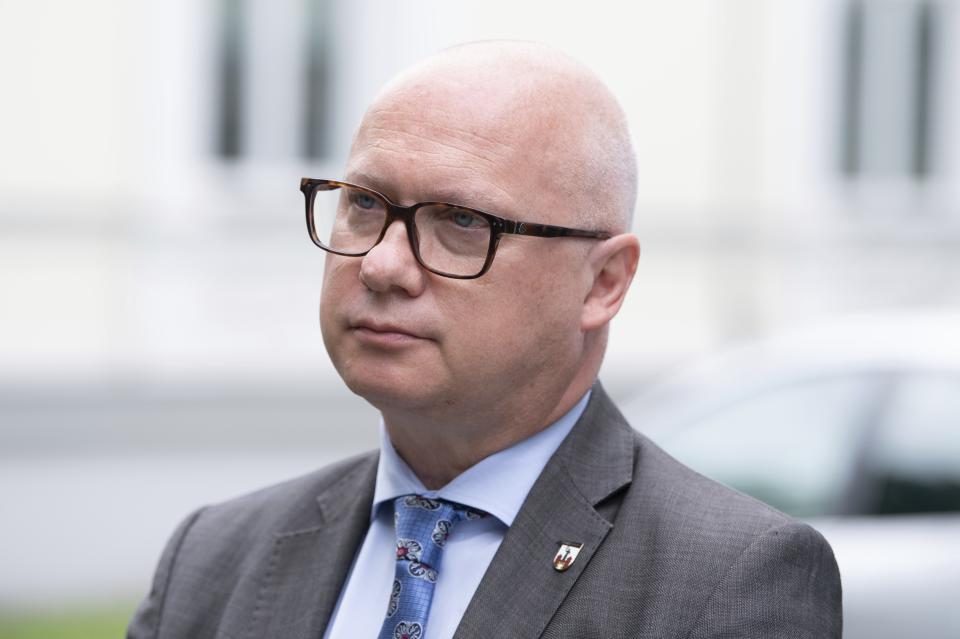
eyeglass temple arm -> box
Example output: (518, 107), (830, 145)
(501, 219), (611, 240)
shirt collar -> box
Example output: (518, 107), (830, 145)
(372, 390), (592, 527)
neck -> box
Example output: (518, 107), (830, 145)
(383, 371), (596, 490)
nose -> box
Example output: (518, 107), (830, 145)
(358, 219), (427, 296)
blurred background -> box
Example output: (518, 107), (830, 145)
(1, 0), (958, 636)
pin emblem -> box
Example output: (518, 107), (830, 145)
(553, 542), (583, 572)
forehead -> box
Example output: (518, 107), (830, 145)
(344, 94), (577, 225)
(348, 99), (520, 200)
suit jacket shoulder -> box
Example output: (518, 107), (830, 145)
(455, 383), (842, 638)
(185, 451), (377, 553)
(598, 427), (842, 638)
(127, 451), (378, 639)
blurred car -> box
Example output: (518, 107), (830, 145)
(619, 312), (960, 639)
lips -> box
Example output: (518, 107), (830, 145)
(353, 320), (420, 337)
(349, 318), (433, 343)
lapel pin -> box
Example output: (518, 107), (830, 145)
(553, 541), (583, 572)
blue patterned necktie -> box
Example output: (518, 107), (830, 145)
(378, 495), (485, 639)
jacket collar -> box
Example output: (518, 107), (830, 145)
(453, 381), (635, 638)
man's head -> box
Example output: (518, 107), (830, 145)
(319, 41), (639, 434)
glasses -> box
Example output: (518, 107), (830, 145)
(300, 178), (611, 279)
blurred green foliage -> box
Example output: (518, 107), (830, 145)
(0, 604), (134, 639)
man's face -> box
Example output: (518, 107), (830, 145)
(319, 88), (591, 416)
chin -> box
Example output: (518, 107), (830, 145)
(338, 362), (442, 412)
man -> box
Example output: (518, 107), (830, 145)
(128, 42), (841, 638)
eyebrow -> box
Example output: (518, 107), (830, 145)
(342, 169), (389, 193)
(343, 169), (507, 214)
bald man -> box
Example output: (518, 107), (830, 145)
(128, 43), (841, 639)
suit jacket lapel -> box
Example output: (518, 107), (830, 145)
(240, 454), (378, 639)
(454, 384), (635, 639)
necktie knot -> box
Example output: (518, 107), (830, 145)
(392, 496), (484, 572)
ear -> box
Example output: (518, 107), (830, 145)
(581, 234), (640, 332)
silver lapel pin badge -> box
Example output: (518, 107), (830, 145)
(553, 541), (583, 572)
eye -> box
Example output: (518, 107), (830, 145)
(351, 192), (379, 210)
(450, 209), (484, 228)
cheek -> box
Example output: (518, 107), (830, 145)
(505, 263), (587, 354)
(441, 271), (581, 370)
(321, 256), (358, 297)
(319, 259), (358, 331)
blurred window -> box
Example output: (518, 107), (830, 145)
(660, 375), (880, 517)
(214, 0), (332, 160)
(863, 373), (960, 515)
(216, 0), (245, 158)
(841, 0), (939, 179)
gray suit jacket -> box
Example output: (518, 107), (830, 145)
(128, 384), (842, 638)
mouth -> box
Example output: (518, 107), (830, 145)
(349, 319), (431, 346)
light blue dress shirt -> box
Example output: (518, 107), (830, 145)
(323, 390), (591, 639)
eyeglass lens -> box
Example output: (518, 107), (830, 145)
(311, 184), (492, 277)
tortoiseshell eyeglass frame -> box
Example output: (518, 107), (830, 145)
(300, 178), (612, 280)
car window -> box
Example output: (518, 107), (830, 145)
(863, 373), (960, 515)
(657, 375), (880, 518)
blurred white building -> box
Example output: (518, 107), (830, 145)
(0, 0), (958, 608)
